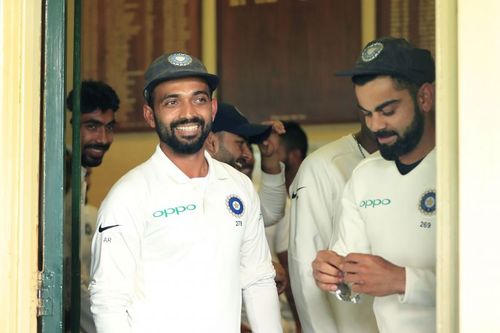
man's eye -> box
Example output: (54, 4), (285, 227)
(162, 99), (177, 107)
(360, 110), (371, 117)
(105, 123), (115, 131)
(86, 123), (98, 130)
(382, 110), (395, 116)
(194, 96), (208, 104)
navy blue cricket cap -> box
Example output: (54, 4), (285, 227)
(212, 103), (272, 144)
(336, 37), (435, 86)
(143, 52), (219, 101)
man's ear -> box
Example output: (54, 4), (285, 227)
(211, 98), (218, 121)
(417, 83), (435, 113)
(143, 104), (156, 129)
(205, 132), (218, 155)
(288, 149), (302, 167)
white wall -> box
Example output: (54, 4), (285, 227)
(458, 0), (500, 331)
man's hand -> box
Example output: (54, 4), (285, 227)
(273, 261), (288, 294)
(311, 250), (344, 292)
(340, 253), (406, 297)
(259, 120), (285, 174)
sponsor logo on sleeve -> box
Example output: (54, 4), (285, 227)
(359, 198), (391, 208)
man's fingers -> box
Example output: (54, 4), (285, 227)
(315, 281), (338, 293)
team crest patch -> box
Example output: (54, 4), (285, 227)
(419, 190), (436, 216)
(226, 195), (244, 217)
(361, 42), (384, 62)
(167, 53), (192, 66)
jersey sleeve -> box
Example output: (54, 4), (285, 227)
(331, 178), (371, 255)
(240, 178), (282, 333)
(89, 187), (144, 333)
(399, 267), (436, 306)
(288, 159), (340, 333)
(258, 163), (286, 226)
(273, 201), (290, 254)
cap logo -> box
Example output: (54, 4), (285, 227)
(167, 53), (192, 66)
(361, 42), (384, 62)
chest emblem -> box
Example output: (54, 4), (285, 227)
(419, 190), (436, 216)
(226, 195), (244, 218)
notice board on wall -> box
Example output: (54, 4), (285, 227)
(217, 0), (362, 124)
(81, 0), (201, 131)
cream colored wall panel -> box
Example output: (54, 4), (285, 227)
(458, 0), (500, 332)
(0, 0), (42, 332)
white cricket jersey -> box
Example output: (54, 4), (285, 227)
(333, 149), (436, 333)
(289, 134), (378, 333)
(89, 146), (281, 333)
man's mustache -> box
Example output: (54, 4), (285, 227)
(374, 130), (398, 139)
(83, 143), (110, 151)
(171, 117), (205, 129)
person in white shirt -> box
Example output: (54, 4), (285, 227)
(312, 37), (436, 333)
(289, 125), (378, 332)
(89, 52), (282, 333)
(65, 80), (120, 333)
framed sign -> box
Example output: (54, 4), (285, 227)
(81, 0), (201, 131)
(217, 0), (361, 124)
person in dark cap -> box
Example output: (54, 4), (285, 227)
(312, 37), (437, 333)
(89, 52), (282, 333)
(206, 102), (287, 227)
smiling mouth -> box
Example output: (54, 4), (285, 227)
(377, 135), (397, 145)
(174, 123), (200, 136)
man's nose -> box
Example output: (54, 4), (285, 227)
(178, 102), (197, 119)
(241, 142), (253, 160)
(95, 127), (113, 144)
(368, 113), (387, 133)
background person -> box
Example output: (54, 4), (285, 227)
(208, 102), (287, 227)
(268, 120), (309, 333)
(288, 119), (378, 333)
(64, 80), (120, 333)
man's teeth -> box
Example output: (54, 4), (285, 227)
(176, 124), (198, 131)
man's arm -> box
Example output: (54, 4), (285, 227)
(258, 164), (286, 226)
(258, 120), (287, 226)
(89, 191), (142, 333)
(240, 177), (282, 333)
(331, 179), (436, 305)
(288, 158), (340, 333)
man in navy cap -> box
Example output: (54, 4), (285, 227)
(312, 37), (436, 333)
(89, 52), (282, 333)
(206, 102), (287, 226)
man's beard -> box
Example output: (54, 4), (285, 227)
(214, 143), (254, 178)
(81, 143), (110, 167)
(374, 105), (425, 161)
(154, 114), (211, 155)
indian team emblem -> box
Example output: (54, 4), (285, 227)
(419, 190), (436, 216)
(167, 53), (192, 66)
(226, 195), (244, 218)
(361, 42), (384, 62)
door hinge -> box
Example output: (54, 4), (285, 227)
(37, 270), (54, 317)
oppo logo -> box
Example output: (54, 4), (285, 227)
(153, 204), (197, 218)
(359, 198), (391, 208)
